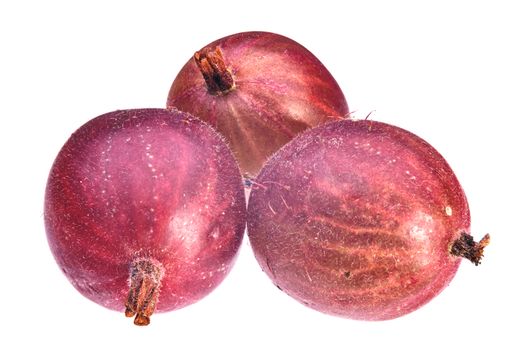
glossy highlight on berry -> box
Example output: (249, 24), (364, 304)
(44, 108), (246, 325)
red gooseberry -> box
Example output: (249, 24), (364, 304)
(167, 31), (349, 177)
(247, 119), (489, 320)
(45, 108), (246, 325)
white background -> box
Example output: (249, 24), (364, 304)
(1, 1), (523, 349)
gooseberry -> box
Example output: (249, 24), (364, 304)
(247, 119), (489, 320)
(167, 31), (349, 177)
(45, 108), (246, 325)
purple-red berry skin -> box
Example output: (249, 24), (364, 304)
(167, 31), (349, 177)
(247, 119), (475, 320)
(45, 109), (246, 324)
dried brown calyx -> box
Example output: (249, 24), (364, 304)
(194, 46), (235, 95)
(450, 232), (491, 265)
(125, 258), (164, 326)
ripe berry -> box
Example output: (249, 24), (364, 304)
(45, 109), (246, 325)
(247, 119), (489, 320)
(167, 31), (349, 176)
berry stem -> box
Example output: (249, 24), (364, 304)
(125, 258), (164, 326)
(194, 47), (235, 95)
(450, 232), (490, 266)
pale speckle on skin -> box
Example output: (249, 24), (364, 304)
(354, 142), (371, 150)
(405, 169), (416, 180)
(216, 264), (227, 273)
(328, 137), (342, 146)
(445, 206), (453, 216)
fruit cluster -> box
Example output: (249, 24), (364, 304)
(44, 31), (489, 325)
